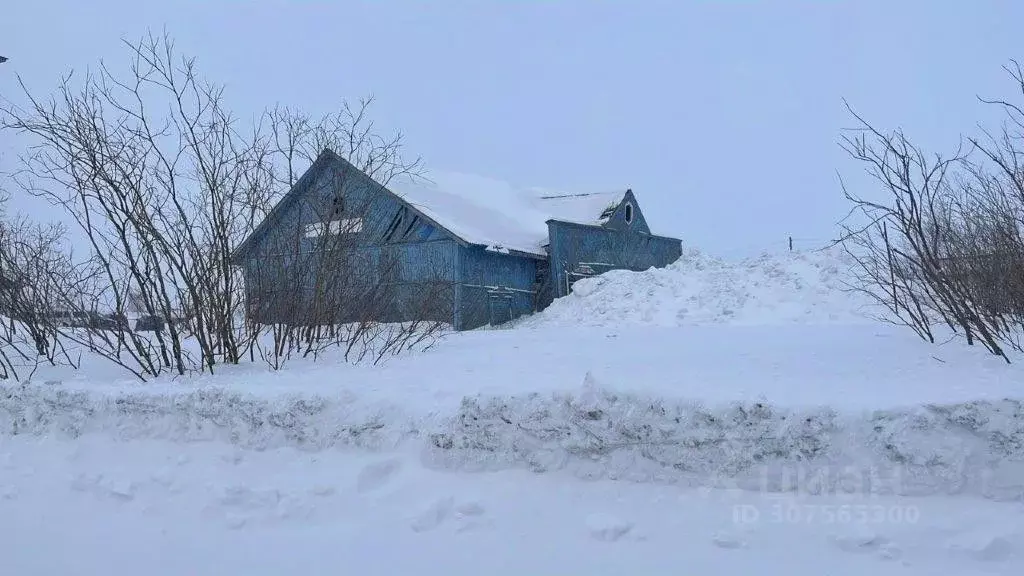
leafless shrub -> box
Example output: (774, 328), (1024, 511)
(2, 30), (436, 380)
(838, 60), (1024, 362)
(0, 209), (172, 380)
(0, 215), (74, 379)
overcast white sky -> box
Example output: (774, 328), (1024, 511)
(2, 1), (1022, 257)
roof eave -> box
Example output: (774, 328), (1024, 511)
(546, 218), (680, 243)
(544, 217), (606, 227)
(508, 248), (547, 259)
(479, 244), (547, 259)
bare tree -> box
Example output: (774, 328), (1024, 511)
(2, 30), (436, 380)
(838, 60), (1024, 362)
(268, 100), (419, 190)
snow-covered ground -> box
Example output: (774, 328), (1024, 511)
(2, 248), (1023, 574)
(2, 436), (1021, 575)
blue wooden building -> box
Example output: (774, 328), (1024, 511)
(231, 150), (681, 330)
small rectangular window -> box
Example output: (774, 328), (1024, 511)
(305, 218), (363, 238)
(304, 222), (325, 238)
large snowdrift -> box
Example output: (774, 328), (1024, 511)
(4, 377), (1022, 501)
(523, 247), (877, 328)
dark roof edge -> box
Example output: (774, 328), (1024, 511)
(477, 245), (547, 260)
(544, 218), (681, 243)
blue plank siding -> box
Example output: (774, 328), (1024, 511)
(541, 188), (678, 301)
(456, 247), (539, 330)
(367, 240), (460, 324)
(546, 220), (682, 299)
(235, 153), (462, 326)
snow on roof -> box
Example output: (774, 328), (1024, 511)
(387, 172), (625, 256)
(532, 189), (625, 226)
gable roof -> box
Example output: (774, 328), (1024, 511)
(231, 150), (472, 262)
(231, 149), (634, 260)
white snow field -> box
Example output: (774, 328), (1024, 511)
(2, 436), (1022, 575)
(3, 248), (1024, 575)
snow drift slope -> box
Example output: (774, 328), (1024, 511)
(524, 247), (876, 328)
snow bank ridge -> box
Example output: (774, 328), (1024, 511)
(3, 377), (1022, 501)
(0, 383), (412, 450)
(428, 375), (1024, 501)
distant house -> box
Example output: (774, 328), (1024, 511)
(230, 149), (681, 330)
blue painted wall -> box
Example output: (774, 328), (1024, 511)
(546, 220), (682, 298)
(455, 247), (540, 330)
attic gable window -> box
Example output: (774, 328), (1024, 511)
(624, 202), (634, 224)
(304, 217), (363, 238)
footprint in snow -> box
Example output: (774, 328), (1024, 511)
(69, 473), (136, 502)
(356, 459), (402, 493)
(410, 497), (490, 533)
(221, 451), (246, 466)
(586, 512), (635, 542)
(213, 486), (313, 526)
(453, 501), (492, 533)
(829, 528), (902, 561)
(310, 484), (337, 497)
(410, 496), (455, 533)
(219, 486), (282, 510)
(224, 513), (248, 531)
(829, 528), (889, 553)
(149, 468), (180, 493)
(711, 531), (747, 550)
(946, 531), (1016, 562)
(106, 480), (137, 502)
